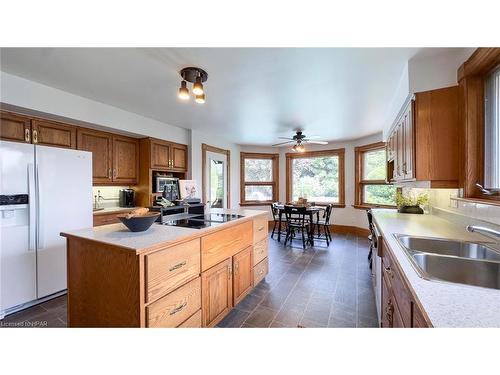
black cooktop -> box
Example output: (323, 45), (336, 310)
(160, 213), (244, 229)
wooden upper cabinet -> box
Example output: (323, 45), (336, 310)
(77, 128), (113, 183)
(171, 143), (188, 171)
(112, 135), (139, 184)
(151, 139), (171, 169)
(232, 246), (253, 305)
(0, 111), (31, 143)
(388, 86), (459, 187)
(201, 258), (233, 327)
(147, 138), (188, 172)
(32, 119), (76, 149)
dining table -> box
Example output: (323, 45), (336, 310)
(274, 204), (324, 246)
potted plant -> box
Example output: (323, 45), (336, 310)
(394, 191), (428, 214)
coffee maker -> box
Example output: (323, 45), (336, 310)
(119, 188), (135, 208)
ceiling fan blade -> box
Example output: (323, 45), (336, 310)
(277, 137), (294, 140)
(272, 141), (295, 146)
(304, 140), (328, 145)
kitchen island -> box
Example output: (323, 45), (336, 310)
(61, 208), (269, 327)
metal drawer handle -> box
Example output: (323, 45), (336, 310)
(33, 129), (38, 143)
(25, 128), (31, 142)
(258, 226), (264, 231)
(169, 301), (187, 316)
(385, 266), (393, 278)
(169, 261), (187, 272)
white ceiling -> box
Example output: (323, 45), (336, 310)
(0, 48), (458, 145)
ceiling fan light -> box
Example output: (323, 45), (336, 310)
(178, 81), (189, 100)
(296, 144), (305, 152)
(195, 93), (206, 104)
(192, 76), (204, 95)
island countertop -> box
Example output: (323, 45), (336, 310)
(61, 208), (268, 254)
(372, 209), (500, 328)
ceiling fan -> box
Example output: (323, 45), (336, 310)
(272, 131), (328, 152)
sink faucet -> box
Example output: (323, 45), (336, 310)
(466, 225), (500, 242)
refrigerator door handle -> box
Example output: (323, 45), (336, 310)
(35, 163), (44, 249)
(28, 163), (36, 251)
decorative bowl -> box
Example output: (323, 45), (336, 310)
(117, 213), (160, 232)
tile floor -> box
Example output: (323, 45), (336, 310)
(0, 233), (378, 328)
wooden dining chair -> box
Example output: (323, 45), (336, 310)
(283, 205), (311, 249)
(270, 202), (282, 239)
(313, 204), (333, 246)
(366, 209), (374, 269)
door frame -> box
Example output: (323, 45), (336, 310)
(202, 143), (231, 208)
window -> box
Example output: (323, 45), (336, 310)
(286, 149), (345, 206)
(484, 65), (500, 190)
(354, 142), (396, 208)
(240, 152), (279, 205)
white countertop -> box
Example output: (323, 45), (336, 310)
(63, 208), (267, 253)
(372, 209), (500, 328)
(92, 206), (142, 216)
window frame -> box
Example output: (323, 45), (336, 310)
(240, 152), (279, 206)
(458, 48), (500, 204)
(354, 141), (396, 209)
(285, 148), (345, 207)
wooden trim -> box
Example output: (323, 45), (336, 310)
(458, 48), (500, 202)
(285, 148), (345, 205)
(240, 152), (279, 205)
(354, 142), (395, 207)
(202, 143), (231, 208)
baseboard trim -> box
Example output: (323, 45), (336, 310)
(268, 220), (370, 237)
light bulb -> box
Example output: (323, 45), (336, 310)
(192, 76), (204, 95)
(178, 81), (189, 100)
(296, 144), (305, 152)
(195, 93), (206, 104)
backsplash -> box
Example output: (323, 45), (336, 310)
(405, 187), (500, 227)
(92, 186), (130, 209)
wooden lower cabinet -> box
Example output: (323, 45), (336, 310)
(380, 239), (432, 328)
(233, 247), (253, 305)
(201, 258), (233, 327)
(93, 212), (121, 226)
(178, 310), (202, 328)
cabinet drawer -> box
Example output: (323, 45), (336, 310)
(93, 213), (120, 227)
(253, 215), (268, 243)
(253, 239), (268, 266)
(146, 277), (201, 328)
(201, 221), (253, 271)
(178, 310), (202, 328)
(253, 257), (268, 286)
(145, 239), (200, 303)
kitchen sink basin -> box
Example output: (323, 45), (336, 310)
(411, 253), (500, 290)
(394, 234), (500, 290)
(395, 235), (500, 262)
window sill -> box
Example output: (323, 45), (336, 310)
(239, 202), (273, 207)
(352, 204), (396, 210)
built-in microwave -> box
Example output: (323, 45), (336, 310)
(155, 176), (180, 200)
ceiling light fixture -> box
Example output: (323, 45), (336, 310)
(178, 67), (208, 103)
(292, 142), (305, 152)
(195, 93), (206, 104)
(178, 80), (189, 100)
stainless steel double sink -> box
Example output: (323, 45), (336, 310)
(394, 235), (500, 290)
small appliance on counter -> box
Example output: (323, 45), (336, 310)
(155, 175), (180, 200)
(119, 188), (135, 208)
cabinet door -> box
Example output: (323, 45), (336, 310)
(151, 140), (171, 169)
(32, 119), (76, 149)
(396, 123), (405, 180)
(201, 258), (233, 327)
(403, 102), (414, 180)
(233, 247), (253, 305)
(0, 111), (31, 143)
(77, 128), (113, 184)
(381, 273), (393, 328)
(112, 135), (139, 184)
(171, 144), (188, 171)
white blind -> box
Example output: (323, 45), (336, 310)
(485, 66), (500, 189)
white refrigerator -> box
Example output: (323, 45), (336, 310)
(0, 140), (92, 318)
